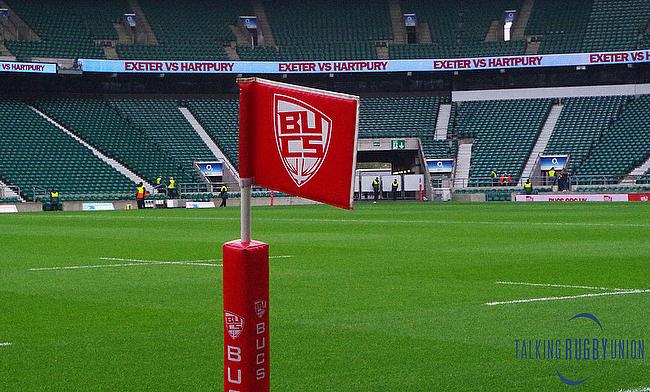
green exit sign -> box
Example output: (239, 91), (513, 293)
(391, 139), (406, 150)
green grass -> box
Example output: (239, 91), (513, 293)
(0, 202), (649, 391)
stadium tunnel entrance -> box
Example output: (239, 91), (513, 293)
(355, 138), (432, 201)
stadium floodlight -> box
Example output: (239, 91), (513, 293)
(222, 78), (359, 391)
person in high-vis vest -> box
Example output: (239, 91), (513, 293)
(50, 190), (62, 211)
(168, 176), (177, 199)
(219, 184), (228, 207)
(154, 175), (166, 194)
(372, 177), (380, 203)
(491, 169), (498, 186)
(548, 167), (556, 186)
(391, 178), (399, 201)
(523, 179), (533, 195)
(136, 182), (146, 209)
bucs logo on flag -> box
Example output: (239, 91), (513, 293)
(238, 78), (360, 209)
(224, 310), (245, 339)
(274, 94), (332, 187)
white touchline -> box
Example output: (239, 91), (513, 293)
(29, 262), (182, 271)
(486, 290), (650, 306)
(0, 342), (12, 347)
(496, 281), (636, 292)
(616, 387), (650, 392)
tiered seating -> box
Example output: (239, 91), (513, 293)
(525, 0), (592, 54)
(185, 99), (240, 168)
(399, 0), (525, 59)
(420, 138), (457, 159)
(453, 99), (553, 186)
(258, 0), (390, 60)
(36, 98), (191, 184)
(0, 101), (134, 200)
(358, 96), (448, 157)
(544, 96), (625, 173)
(582, 0), (650, 52)
(109, 99), (215, 183)
(118, 0), (251, 60)
(4, 0), (126, 59)
(578, 95), (650, 176)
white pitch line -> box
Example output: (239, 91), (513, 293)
(29, 255), (294, 272)
(496, 281), (635, 292)
(616, 387), (650, 392)
(0, 342), (12, 347)
(29, 262), (174, 271)
(98, 257), (220, 267)
(486, 289), (650, 306)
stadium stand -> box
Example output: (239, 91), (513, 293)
(582, 0), (650, 52)
(3, 0), (126, 59)
(578, 95), (650, 177)
(452, 99), (553, 186)
(395, 0), (526, 59)
(0, 101), (134, 200)
(544, 96), (625, 174)
(117, 0), (252, 60)
(35, 98), (190, 184)
(109, 99), (216, 183)
(184, 99), (240, 169)
(525, 0), (592, 54)
(358, 95), (455, 157)
(255, 0), (391, 60)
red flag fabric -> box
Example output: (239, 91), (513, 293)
(238, 78), (359, 209)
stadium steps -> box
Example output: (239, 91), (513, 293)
(178, 106), (240, 187)
(484, 20), (503, 42)
(0, 0), (40, 41)
(251, 0), (276, 47)
(230, 24), (253, 48)
(453, 141), (473, 188)
(376, 45), (389, 59)
(435, 104), (451, 140)
(29, 106), (153, 191)
(522, 103), (563, 180)
(511, 0), (535, 41)
(417, 22), (432, 44)
(126, 0), (159, 44)
(388, 0), (406, 44)
(0, 41), (13, 58)
(113, 23), (133, 45)
(103, 46), (118, 59)
(224, 45), (240, 60)
(0, 179), (24, 202)
(525, 40), (540, 54)
(622, 154), (650, 183)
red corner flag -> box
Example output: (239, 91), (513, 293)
(238, 78), (360, 209)
(223, 79), (359, 392)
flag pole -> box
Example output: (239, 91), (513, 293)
(240, 177), (252, 243)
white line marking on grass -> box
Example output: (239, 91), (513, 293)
(616, 387), (650, 392)
(29, 262), (176, 271)
(99, 257), (220, 267)
(29, 255), (293, 271)
(486, 290), (650, 306)
(0, 342), (12, 347)
(496, 281), (635, 292)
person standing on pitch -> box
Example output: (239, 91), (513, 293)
(136, 182), (146, 209)
(524, 178), (533, 195)
(391, 178), (399, 201)
(219, 184), (228, 207)
(372, 177), (380, 203)
(168, 176), (177, 199)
